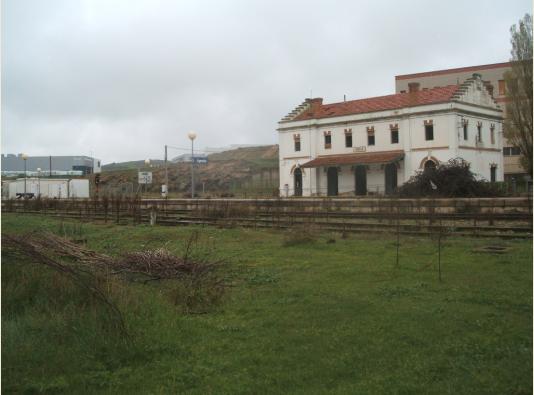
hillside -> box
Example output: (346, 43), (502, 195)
(102, 159), (165, 172)
(96, 145), (279, 197)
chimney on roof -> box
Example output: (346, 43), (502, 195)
(408, 82), (420, 93)
(305, 97), (323, 113)
(483, 81), (494, 97)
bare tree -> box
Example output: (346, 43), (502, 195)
(504, 14), (533, 176)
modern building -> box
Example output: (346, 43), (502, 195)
(171, 153), (208, 164)
(1, 154), (101, 175)
(395, 62), (527, 182)
(278, 74), (503, 196)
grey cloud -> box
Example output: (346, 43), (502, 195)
(2, 0), (531, 162)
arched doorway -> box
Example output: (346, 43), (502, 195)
(294, 168), (303, 196)
(327, 167), (338, 196)
(385, 163), (398, 195)
(423, 159), (437, 173)
(355, 165), (367, 196)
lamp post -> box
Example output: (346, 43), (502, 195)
(22, 154), (28, 195)
(188, 131), (197, 198)
(37, 167), (41, 197)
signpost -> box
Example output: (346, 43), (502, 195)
(138, 171), (152, 196)
(138, 171), (153, 185)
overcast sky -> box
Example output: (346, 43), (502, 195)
(2, 0), (531, 163)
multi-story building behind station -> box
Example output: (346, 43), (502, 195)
(395, 62), (527, 182)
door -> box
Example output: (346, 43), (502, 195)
(490, 166), (496, 182)
(355, 165), (367, 196)
(294, 168), (303, 196)
(385, 163), (398, 195)
(327, 167), (338, 196)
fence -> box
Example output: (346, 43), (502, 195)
(2, 196), (532, 239)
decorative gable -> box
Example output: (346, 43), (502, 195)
(451, 74), (500, 109)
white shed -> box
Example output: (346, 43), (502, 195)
(7, 178), (90, 199)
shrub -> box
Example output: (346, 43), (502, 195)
(282, 226), (318, 247)
(397, 158), (503, 198)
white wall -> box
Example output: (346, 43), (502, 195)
(279, 95), (503, 196)
(7, 178), (90, 198)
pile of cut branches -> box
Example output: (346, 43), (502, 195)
(3, 229), (228, 314)
(114, 248), (223, 282)
(3, 231), (224, 283)
(2, 232), (129, 337)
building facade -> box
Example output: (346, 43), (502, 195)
(395, 62), (527, 182)
(278, 74), (503, 197)
(1, 154), (101, 175)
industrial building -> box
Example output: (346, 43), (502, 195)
(1, 154), (101, 175)
(171, 153), (208, 164)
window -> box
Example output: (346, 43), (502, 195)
(391, 129), (399, 144)
(345, 134), (352, 148)
(503, 146), (521, 156)
(463, 123), (468, 140)
(490, 124), (495, 145)
(400, 90), (406, 93)
(498, 80), (506, 95)
(425, 124), (434, 141)
(367, 127), (375, 146)
(344, 129), (352, 148)
(294, 134), (301, 152)
(490, 165), (497, 183)
(477, 123), (482, 143)
(324, 132), (331, 149)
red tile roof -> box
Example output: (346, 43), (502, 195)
(292, 85), (459, 121)
(301, 150), (404, 168)
(395, 62), (511, 80)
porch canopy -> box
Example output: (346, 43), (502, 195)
(301, 150), (404, 168)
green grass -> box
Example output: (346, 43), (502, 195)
(2, 213), (532, 394)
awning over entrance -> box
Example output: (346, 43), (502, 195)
(301, 150), (404, 168)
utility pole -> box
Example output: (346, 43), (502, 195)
(164, 144), (168, 197)
(22, 154), (28, 194)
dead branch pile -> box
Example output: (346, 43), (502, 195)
(13, 231), (114, 268)
(2, 231), (224, 283)
(115, 248), (220, 280)
(2, 233), (129, 338)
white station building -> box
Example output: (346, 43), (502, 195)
(278, 73), (504, 197)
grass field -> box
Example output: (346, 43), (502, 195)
(2, 213), (532, 394)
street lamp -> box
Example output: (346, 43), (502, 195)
(188, 131), (197, 198)
(22, 154), (28, 196)
(37, 168), (41, 197)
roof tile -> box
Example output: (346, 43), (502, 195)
(292, 86), (459, 121)
(301, 150), (405, 167)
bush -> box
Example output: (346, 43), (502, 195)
(282, 226), (318, 247)
(397, 158), (503, 198)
